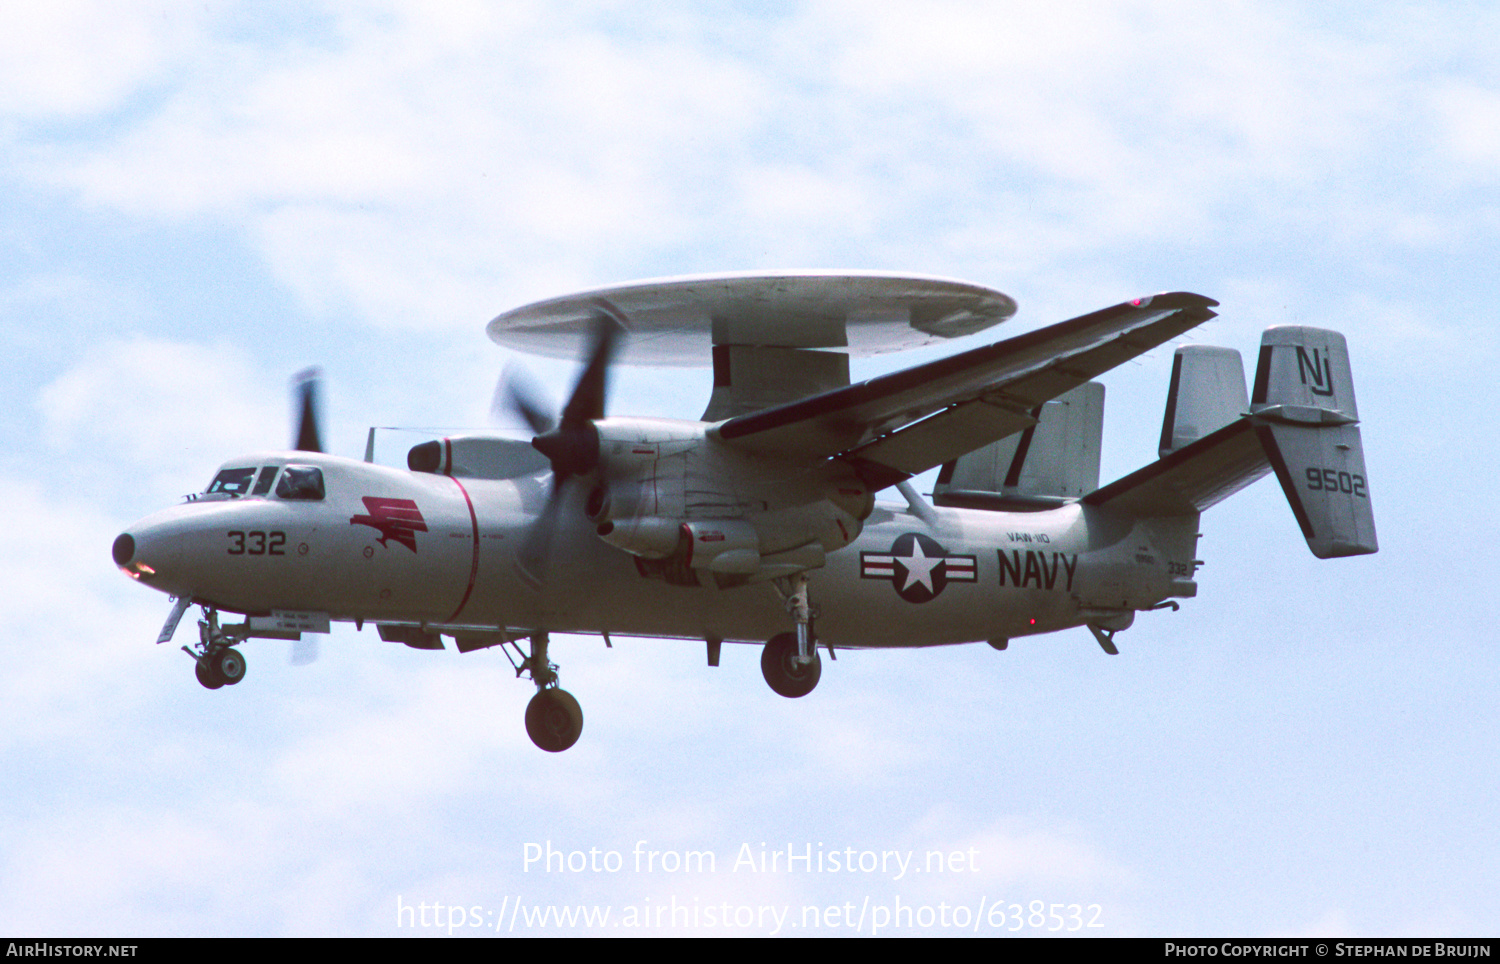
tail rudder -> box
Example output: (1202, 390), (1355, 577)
(1085, 345), (1264, 516)
(1250, 327), (1377, 558)
(1251, 326), (1358, 420)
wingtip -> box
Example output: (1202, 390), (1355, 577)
(1131, 292), (1219, 310)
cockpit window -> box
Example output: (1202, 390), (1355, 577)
(206, 467), (257, 496)
(250, 465), (278, 496)
(275, 465), (325, 501)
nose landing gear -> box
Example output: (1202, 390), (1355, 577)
(183, 608), (248, 689)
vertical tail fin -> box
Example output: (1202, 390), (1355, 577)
(1159, 346), (1249, 457)
(1250, 327), (1377, 558)
(934, 381), (1104, 510)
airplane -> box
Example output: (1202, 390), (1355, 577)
(111, 272), (1377, 752)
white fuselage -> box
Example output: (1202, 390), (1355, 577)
(119, 451), (1197, 649)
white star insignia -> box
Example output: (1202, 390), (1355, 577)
(897, 541), (941, 592)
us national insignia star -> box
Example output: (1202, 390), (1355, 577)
(860, 532), (978, 603)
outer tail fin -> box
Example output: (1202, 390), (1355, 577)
(1084, 327), (1376, 559)
(1250, 327), (1377, 558)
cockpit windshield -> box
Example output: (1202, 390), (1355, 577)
(275, 465), (325, 501)
(205, 467), (257, 496)
(203, 464), (324, 501)
(250, 465), (278, 496)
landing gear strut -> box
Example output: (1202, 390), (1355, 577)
(184, 608), (248, 689)
(762, 572), (823, 697)
(502, 631), (584, 752)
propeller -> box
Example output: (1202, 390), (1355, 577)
(290, 367), (324, 665)
(290, 636), (320, 666)
(292, 367), (324, 452)
(493, 362), (557, 436)
(505, 306), (626, 588)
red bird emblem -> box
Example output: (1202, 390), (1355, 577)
(350, 497), (427, 552)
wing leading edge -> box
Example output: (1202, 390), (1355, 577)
(712, 292), (1218, 488)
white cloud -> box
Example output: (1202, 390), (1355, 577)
(1431, 81), (1500, 171)
(22, 0), (1447, 334)
(1279, 907), (1355, 938)
(906, 808), (1131, 890)
(0, 1), (204, 122)
(0, 479), (166, 755)
(30, 2), (777, 326)
(37, 337), (284, 503)
(268, 660), (525, 815)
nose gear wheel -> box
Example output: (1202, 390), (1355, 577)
(183, 607), (251, 690)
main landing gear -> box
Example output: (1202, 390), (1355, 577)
(761, 632), (820, 697)
(761, 572), (824, 698)
(526, 688), (583, 753)
(185, 608), (248, 689)
(501, 631), (584, 752)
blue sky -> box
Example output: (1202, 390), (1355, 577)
(3, 0), (1497, 936)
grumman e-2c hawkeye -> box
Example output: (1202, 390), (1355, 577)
(112, 273), (1377, 752)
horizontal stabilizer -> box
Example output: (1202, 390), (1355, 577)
(1083, 418), (1270, 516)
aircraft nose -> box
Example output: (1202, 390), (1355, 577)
(112, 518), (179, 587)
(112, 532), (135, 567)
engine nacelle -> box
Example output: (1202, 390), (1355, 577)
(586, 479), (657, 527)
(594, 517), (763, 574)
(584, 416), (870, 582)
(408, 435), (548, 480)
(595, 515), (682, 559)
(680, 519), (761, 574)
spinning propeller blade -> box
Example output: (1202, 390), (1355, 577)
(558, 304), (625, 427)
(493, 363), (557, 436)
(292, 368), (324, 452)
(515, 308), (626, 589)
(290, 636), (319, 666)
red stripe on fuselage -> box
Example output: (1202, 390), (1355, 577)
(444, 473), (481, 623)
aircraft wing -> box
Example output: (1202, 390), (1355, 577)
(712, 292), (1218, 488)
